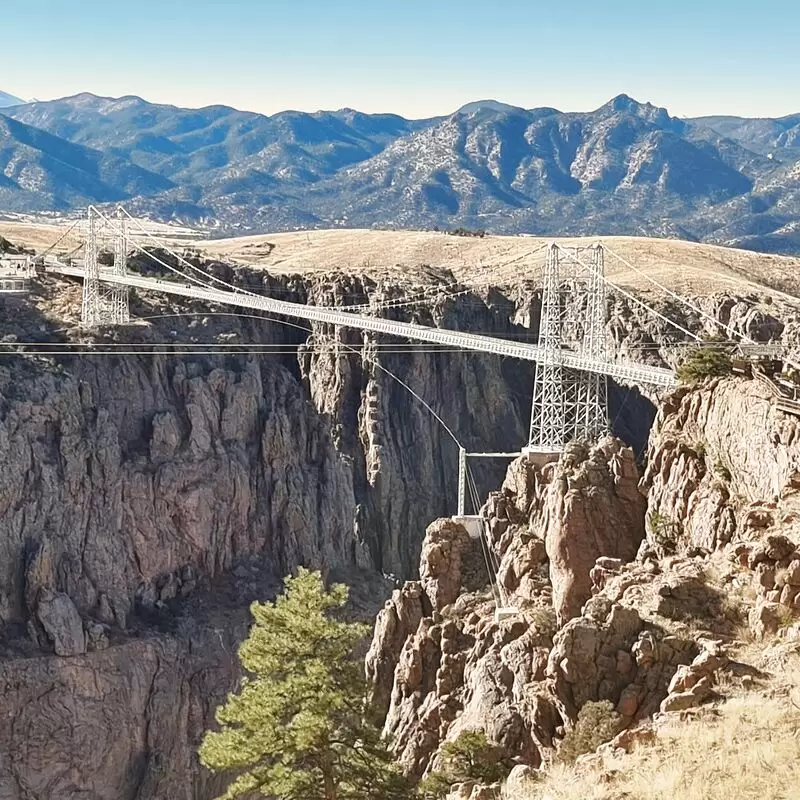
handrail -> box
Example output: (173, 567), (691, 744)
(752, 367), (800, 417)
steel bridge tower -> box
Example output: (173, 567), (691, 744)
(81, 207), (130, 328)
(526, 243), (608, 452)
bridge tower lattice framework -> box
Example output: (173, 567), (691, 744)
(526, 243), (609, 453)
(81, 206), (130, 328)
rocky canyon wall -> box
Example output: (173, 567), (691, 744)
(366, 371), (800, 791)
(642, 376), (800, 555)
(0, 255), (787, 799)
(0, 267), (547, 799)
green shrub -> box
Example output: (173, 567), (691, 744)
(556, 701), (623, 764)
(777, 605), (796, 629)
(714, 457), (732, 481)
(647, 511), (682, 554)
(677, 347), (733, 384)
(448, 227), (487, 238)
(694, 440), (708, 458)
(418, 731), (509, 799)
(528, 605), (558, 638)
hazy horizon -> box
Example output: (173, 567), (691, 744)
(4, 0), (799, 120)
(4, 89), (800, 123)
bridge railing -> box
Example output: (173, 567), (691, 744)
(43, 262), (677, 388)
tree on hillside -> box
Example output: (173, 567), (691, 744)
(418, 731), (510, 799)
(199, 568), (410, 800)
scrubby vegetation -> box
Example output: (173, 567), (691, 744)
(647, 511), (682, 554)
(713, 457), (732, 481)
(555, 701), (622, 764)
(521, 654), (800, 800)
(448, 227), (487, 238)
(528, 604), (559, 638)
(677, 346), (733, 383)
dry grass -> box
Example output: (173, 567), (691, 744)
(195, 228), (800, 297)
(5, 217), (800, 299)
(520, 652), (800, 800)
(0, 216), (200, 255)
(7, 217), (800, 300)
(0, 220), (85, 253)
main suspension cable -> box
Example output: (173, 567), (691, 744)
(603, 244), (755, 344)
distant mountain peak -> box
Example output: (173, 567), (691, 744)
(596, 93), (683, 133)
(455, 99), (525, 116)
(52, 92), (148, 109)
(606, 93), (643, 112)
(0, 89), (24, 108)
(65, 91), (104, 102)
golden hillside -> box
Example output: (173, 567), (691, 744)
(4, 219), (800, 300)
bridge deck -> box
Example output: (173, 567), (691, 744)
(43, 262), (677, 388)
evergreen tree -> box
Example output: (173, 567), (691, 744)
(676, 346), (733, 383)
(199, 568), (410, 800)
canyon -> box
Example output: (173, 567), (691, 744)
(0, 232), (796, 798)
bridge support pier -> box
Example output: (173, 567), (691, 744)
(109, 208), (130, 325)
(80, 206), (130, 328)
(528, 244), (565, 452)
(80, 207), (102, 328)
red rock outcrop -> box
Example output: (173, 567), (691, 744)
(532, 438), (646, 623)
(366, 438), (659, 778)
(642, 377), (800, 558)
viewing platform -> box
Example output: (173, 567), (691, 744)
(0, 255), (35, 293)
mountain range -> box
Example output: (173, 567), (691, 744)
(2, 89), (800, 253)
(0, 90), (24, 108)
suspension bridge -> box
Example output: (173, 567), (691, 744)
(1, 204), (774, 620)
(5, 204), (767, 462)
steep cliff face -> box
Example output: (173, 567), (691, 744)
(0, 356), (359, 636)
(0, 269), (546, 799)
(366, 439), (654, 778)
(366, 377), (800, 789)
(0, 271), (536, 638)
(642, 376), (800, 556)
(0, 618), (242, 800)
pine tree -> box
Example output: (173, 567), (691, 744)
(199, 568), (410, 800)
(418, 731), (509, 799)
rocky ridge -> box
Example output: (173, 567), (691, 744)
(5, 93), (800, 254)
(367, 375), (800, 797)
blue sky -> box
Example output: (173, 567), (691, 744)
(4, 0), (799, 118)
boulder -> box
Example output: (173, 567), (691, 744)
(609, 724), (655, 753)
(660, 675), (713, 712)
(502, 765), (539, 798)
(764, 535), (796, 561)
(749, 600), (784, 639)
(36, 591), (86, 656)
(785, 560), (800, 586)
